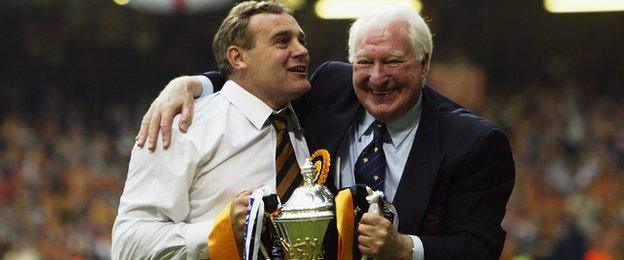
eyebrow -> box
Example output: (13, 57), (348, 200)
(270, 30), (306, 42)
(355, 50), (407, 60)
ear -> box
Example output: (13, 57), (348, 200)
(421, 54), (430, 76)
(227, 46), (247, 71)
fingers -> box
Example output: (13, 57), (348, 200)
(160, 108), (174, 149)
(357, 231), (384, 258)
(359, 246), (375, 257)
(359, 230), (385, 257)
(231, 190), (252, 222)
(358, 213), (395, 258)
(147, 112), (162, 151)
(137, 76), (198, 150)
(358, 236), (377, 255)
(358, 233), (375, 247)
(360, 212), (388, 226)
(360, 233), (414, 260)
(236, 190), (253, 198)
(136, 106), (153, 147)
(230, 190), (252, 251)
(358, 221), (389, 238)
(178, 94), (195, 133)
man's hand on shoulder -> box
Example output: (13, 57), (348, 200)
(136, 76), (203, 151)
(358, 213), (414, 260)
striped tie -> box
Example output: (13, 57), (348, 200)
(354, 121), (387, 192)
(270, 111), (303, 201)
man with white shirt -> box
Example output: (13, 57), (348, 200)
(111, 1), (311, 259)
(136, 7), (515, 260)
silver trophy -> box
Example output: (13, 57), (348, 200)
(271, 157), (334, 259)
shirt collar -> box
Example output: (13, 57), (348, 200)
(357, 95), (422, 150)
(220, 80), (302, 131)
(221, 80), (274, 130)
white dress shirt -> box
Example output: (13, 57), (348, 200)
(112, 80), (309, 259)
(336, 96), (424, 260)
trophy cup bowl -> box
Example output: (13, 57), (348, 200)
(272, 157), (334, 259)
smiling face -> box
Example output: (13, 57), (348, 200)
(352, 20), (425, 123)
(237, 13), (310, 110)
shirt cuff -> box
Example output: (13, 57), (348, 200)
(409, 235), (424, 260)
(184, 220), (213, 260)
(195, 75), (214, 97)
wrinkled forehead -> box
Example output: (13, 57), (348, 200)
(355, 20), (413, 53)
(355, 19), (410, 44)
(248, 13), (303, 39)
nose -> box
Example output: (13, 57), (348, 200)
(291, 41), (309, 59)
(369, 63), (388, 86)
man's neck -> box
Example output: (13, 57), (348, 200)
(229, 76), (287, 111)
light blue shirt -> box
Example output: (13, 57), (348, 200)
(336, 97), (422, 201)
(335, 96), (423, 260)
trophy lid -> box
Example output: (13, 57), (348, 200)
(278, 158), (334, 220)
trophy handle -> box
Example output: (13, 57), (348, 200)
(310, 149), (330, 185)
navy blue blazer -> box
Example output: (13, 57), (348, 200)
(205, 61), (515, 259)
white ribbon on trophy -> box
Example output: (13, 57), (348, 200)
(243, 186), (276, 260)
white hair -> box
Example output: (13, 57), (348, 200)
(347, 7), (433, 72)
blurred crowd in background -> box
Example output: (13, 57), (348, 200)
(1, 1), (623, 259)
(489, 83), (624, 260)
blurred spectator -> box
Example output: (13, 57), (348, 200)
(487, 81), (624, 260)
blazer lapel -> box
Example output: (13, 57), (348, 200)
(306, 103), (360, 194)
(394, 87), (443, 235)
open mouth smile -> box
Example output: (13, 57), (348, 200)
(371, 89), (396, 96)
(287, 66), (307, 74)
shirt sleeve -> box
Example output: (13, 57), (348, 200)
(410, 235), (425, 260)
(112, 132), (211, 260)
(196, 75), (214, 97)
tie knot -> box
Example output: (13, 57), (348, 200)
(270, 110), (291, 131)
(371, 121), (386, 139)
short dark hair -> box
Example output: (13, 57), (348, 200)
(212, 1), (291, 75)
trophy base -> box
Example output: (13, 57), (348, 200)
(275, 218), (332, 260)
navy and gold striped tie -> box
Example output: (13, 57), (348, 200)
(354, 121), (387, 192)
(270, 111), (303, 201)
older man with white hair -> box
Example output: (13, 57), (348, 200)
(137, 6), (515, 260)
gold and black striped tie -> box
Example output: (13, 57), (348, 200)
(270, 111), (303, 201)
